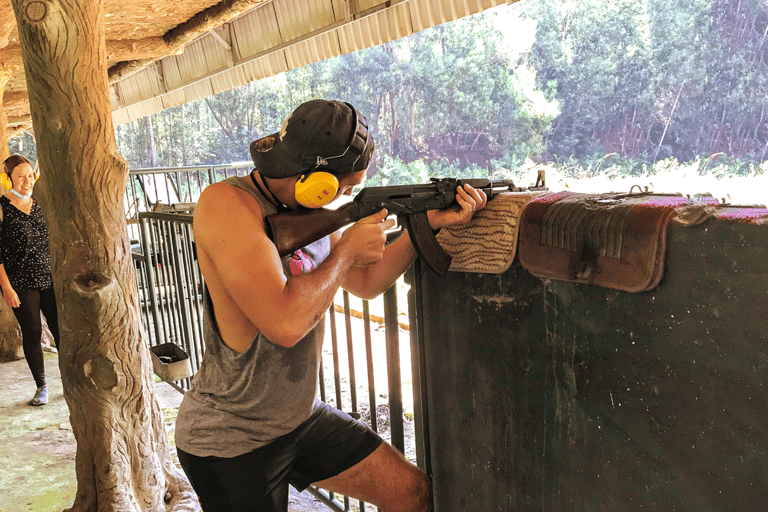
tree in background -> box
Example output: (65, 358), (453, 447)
(523, 0), (656, 163)
(112, 6), (545, 183)
(13, 1), (764, 181)
(523, 0), (768, 169)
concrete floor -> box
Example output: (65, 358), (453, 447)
(0, 352), (75, 512)
(0, 351), (329, 512)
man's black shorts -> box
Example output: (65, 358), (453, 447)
(176, 400), (384, 512)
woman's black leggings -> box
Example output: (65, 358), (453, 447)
(12, 288), (60, 388)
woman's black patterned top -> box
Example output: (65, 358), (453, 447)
(0, 195), (53, 291)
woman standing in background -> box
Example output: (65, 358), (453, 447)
(0, 155), (60, 406)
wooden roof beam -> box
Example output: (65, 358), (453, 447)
(108, 0), (265, 83)
(106, 37), (181, 63)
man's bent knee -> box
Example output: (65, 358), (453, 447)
(409, 469), (431, 512)
(389, 462), (430, 512)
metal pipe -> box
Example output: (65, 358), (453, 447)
(384, 285), (405, 453)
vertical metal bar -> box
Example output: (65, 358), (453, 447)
(139, 215), (162, 348)
(169, 222), (194, 391)
(406, 263), (431, 475)
(363, 300), (378, 433)
(181, 220), (199, 388)
(343, 292), (362, 512)
(156, 220), (174, 344)
(153, 174), (160, 207)
(133, 253), (151, 342)
(384, 285), (405, 454)
(327, 299), (344, 507)
(195, 169), (204, 201)
(173, 171), (182, 202)
(318, 308), (330, 404)
(183, 222), (205, 373)
(318, 355), (327, 404)
(192, 247), (206, 371)
(342, 291), (358, 413)
(127, 175), (138, 219)
(159, 220), (181, 348)
(179, 171), (187, 202)
(165, 173), (173, 204)
(329, 300), (342, 411)
(166, 221), (185, 349)
(151, 218), (168, 345)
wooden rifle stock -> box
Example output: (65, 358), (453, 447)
(266, 202), (362, 257)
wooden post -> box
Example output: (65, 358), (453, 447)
(10, 1), (196, 509)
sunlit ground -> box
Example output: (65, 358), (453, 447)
(514, 159), (768, 207)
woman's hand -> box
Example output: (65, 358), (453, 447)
(2, 286), (20, 308)
(427, 183), (488, 230)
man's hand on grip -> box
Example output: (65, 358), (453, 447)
(428, 183), (488, 230)
(338, 209), (396, 266)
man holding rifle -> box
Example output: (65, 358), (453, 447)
(175, 99), (486, 512)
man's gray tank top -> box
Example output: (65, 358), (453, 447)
(175, 175), (331, 458)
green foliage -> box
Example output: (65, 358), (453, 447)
(522, 0), (768, 165)
(365, 154), (493, 187)
(109, 0), (766, 186)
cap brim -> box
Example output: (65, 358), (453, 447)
(249, 134), (307, 179)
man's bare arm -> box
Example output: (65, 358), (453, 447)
(342, 183), (487, 299)
(194, 182), (394, 349)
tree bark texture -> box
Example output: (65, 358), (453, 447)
(10, 1), (196, 510)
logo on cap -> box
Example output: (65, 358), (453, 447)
(279, 114), (292, 141)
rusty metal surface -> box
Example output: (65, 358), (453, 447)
(414, 218), (768, 511)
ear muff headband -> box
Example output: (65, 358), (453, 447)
(343, 102), (369, 166)
(295, 171), (340, 208)
(0, 172), (12, 191)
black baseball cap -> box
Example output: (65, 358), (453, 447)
(250, 99), (373, 179)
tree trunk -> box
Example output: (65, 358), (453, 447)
(11, 1), (196, 510)
(147, 114), (159, 167)
(181, 104), (188, 166)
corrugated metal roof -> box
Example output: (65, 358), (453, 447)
(110, 0), (512, 125)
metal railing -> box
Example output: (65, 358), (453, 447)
(134, 211), (202, 392)
(125, 163), (252, 240)
(128, 165), (423, 511)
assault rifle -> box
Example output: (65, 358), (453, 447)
(265, 177), (537, 277)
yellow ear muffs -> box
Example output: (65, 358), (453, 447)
(295, 171), (339, 208)
(0, 172), (11, 191)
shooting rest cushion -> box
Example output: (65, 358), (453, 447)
(517, 191), (706, 292)
(436, 191), (547, 274)
(711, 205), (768, 224)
